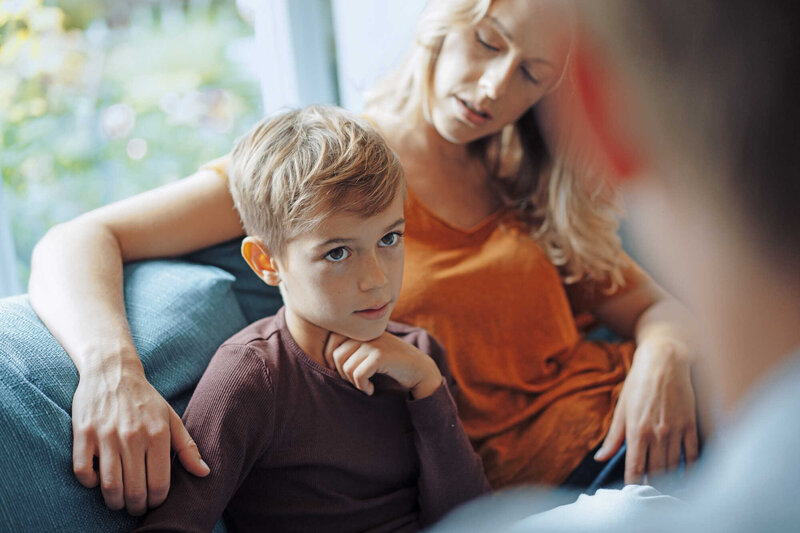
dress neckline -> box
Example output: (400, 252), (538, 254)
(406, 185), (507, 235)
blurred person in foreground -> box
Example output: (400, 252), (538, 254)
(434, 1), (800, 531)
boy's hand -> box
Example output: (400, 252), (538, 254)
(323, 332), (442, 399)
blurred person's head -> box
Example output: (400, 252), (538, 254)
(570, 2), (800, 409)
(228, 105), (407, 343)
(368, 0), (631, 295)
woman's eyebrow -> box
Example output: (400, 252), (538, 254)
(487, 15), (513, 40)
(487, 15), (556, 69)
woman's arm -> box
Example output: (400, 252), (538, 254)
(590, 273), (701, 485)
(28, 167), (244, 515)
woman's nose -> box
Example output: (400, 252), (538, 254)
(479, 56), (517, 100)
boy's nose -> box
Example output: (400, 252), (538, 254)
(358, 253), (389, 292)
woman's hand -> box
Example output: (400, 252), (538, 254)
(593, 336), (699, 484)
(323, 332), (443, 399)
(71, 366), (210, 515)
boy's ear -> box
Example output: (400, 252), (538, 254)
(241, 237), (282, 286)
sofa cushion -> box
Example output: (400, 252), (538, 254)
(0, 260), (247, 531)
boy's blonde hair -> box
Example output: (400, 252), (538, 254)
(228, 105), (405, 255)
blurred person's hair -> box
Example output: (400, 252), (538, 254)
(365, 0), (627, 290)
(581, 1), (800, 265)
(228, 105), (405, 256)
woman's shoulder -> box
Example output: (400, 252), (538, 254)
(363, 111), (411, 150)
(199, 153), (232, 182)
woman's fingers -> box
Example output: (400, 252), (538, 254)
(683, 425), (700, 466)
(646, 435), (668, 477)
(171, 408), (209, 478)
(120, 437), (148, 516)
(72, 427), (99, 488)
(99, 444), (125, 511)
(595, 400), (626, 462)
(624, 433), (648, 485)
(146, 420), (173, 509)
(667, 434), (683, 472)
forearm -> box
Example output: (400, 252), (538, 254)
(29, 219), (143, 377)
(410, 382), (490, 526)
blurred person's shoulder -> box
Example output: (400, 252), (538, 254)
(679, 347), (800, 532)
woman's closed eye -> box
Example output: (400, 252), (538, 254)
(522, 68), (541, 85)
(476, 30), (500, 52)
(379, 232), (403, 247)
(325, 247), (351, 262)
(476, 30), (541, 86)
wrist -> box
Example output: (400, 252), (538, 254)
(637, 334), (693, 369)
(78, 343), (145, 380)
(410, 363), (443, 400)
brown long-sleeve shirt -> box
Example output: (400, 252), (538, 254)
(137, 307), (489, 533)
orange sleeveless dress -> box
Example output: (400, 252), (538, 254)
(391, 188), (638, 487)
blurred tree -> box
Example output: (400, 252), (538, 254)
(1, 0), (262, 287)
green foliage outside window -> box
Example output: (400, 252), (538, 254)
(1, 0), (262, 287)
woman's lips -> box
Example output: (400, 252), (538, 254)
(354, 303), (390, 320)
(455, 97), (491, 126)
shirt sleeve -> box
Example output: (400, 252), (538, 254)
(135, 344), (275, 533)
(406, 335), (491, 527)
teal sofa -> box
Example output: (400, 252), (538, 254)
(0, 240), (282, 531)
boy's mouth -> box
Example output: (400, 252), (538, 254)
(354, 302), (391, 320)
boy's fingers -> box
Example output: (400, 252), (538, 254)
(332, 340), (360, 379)
(323, 333), (347, 369)
(342, 348), (371, 386)
(352, 355), (378, 395)
(170, 409), (210, 477)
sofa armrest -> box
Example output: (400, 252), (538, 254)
(0, 259), (247, 531)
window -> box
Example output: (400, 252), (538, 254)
(1, 0), (425, 297)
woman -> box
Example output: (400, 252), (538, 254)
(30, 0), (698, 516)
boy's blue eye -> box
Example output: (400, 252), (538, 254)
(325, 247), (350, 262)
(379, 232), (402, 247)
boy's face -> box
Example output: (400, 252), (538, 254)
(276, 191), (406, 342)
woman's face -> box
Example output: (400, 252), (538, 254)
(429, 0), (570, 144)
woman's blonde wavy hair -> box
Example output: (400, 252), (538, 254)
(365, 0), (626, 290)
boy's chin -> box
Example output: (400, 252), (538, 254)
(335, 319), (390, 343)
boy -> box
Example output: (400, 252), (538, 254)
(136, 106), (489, 532)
